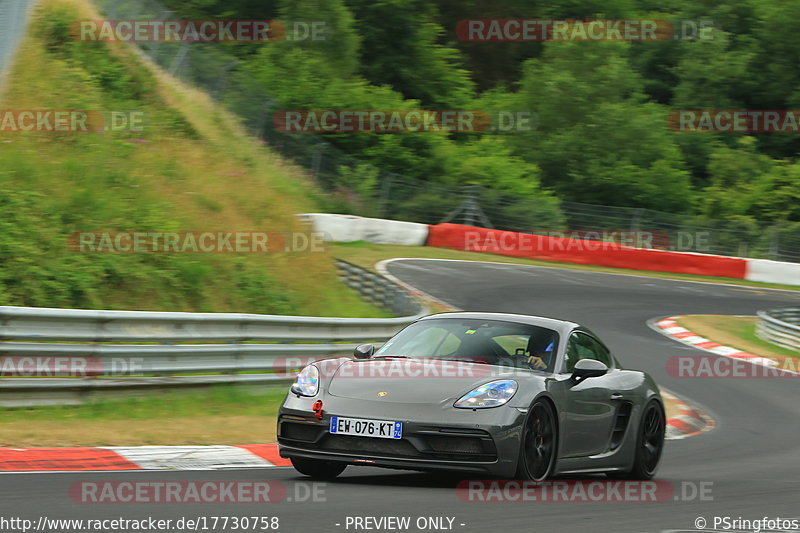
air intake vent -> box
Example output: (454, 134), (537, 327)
(321, 435), (421, 457)
(426, 435), (484, 454)
(610, 402), (633, 450)
(281, 422), (322, 442)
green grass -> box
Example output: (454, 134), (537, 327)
(0, 384), (288, 446)
(3, 385), (286, 423)
(677, 315), (800, 359)
(739, 324), (800, 358)
(0, 0), (385, 318)
(1, 385), (286, 422)
(331, 241), (800, 292)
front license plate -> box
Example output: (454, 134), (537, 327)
(329, 416), (403, 439)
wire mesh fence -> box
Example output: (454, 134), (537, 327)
(92, 0), (800, 263)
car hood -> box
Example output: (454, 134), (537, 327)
(327, 358), (501, 403)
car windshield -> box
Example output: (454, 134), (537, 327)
(375, 318), (560, 372)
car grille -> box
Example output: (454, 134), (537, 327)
(320, 435), (421, 457)
(315, 433), (497, 462)
(426, 435), (485, 455)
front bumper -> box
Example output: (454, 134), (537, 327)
(277, 394), (525, 477)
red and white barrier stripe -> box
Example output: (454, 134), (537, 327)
(662, 390), (715, 440)
(426, 223), (751, 279)
(301, 215), (800, 286)
(654, 317), (780, 368)
(0, 444), (291, 472)
(745, 258), (800, 286)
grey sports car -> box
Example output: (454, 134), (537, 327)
(277, 312), (665, 481)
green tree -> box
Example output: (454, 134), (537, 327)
(508, 42), (693, 211)
(276, 0), (362, 78)
(346, 0), (475, 109)
(701, 137), (772, 219)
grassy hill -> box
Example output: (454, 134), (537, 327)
(0, 0), (384, 317)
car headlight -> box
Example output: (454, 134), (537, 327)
(454, 379), (517, 409)
(290, 365), (319, 397)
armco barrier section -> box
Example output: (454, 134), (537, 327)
(337, 259), (422, 317)
(301, 213), (428, 246)
(757, 308), (800, 352)
(301, 213), (365, 242)
(426, 223), (749, 279)
(746, 259), (800, 286)
(0, 262), (426, 401)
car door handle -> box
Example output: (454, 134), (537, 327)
(610, 393), (624, 400)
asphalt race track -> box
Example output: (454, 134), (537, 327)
(3, 259), (800, 533)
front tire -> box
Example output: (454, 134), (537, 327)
(290, 457), (347, 479)
(516, 399), (558, 481)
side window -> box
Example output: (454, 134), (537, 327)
(564, 334), (581, 373)
(563, 333), (611, 372)
(580, 334), (612, 366)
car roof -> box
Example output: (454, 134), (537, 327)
(416, 312), (580, 336)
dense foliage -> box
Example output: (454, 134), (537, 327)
(156, 0), (800, 230)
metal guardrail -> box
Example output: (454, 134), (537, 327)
(0, 261), (427, 401)
(756, 308), (800, 352)
(336, 259), (423, 317)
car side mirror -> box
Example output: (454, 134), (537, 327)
(572, 359), (608, 381)
(353, 344), (375, 359)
